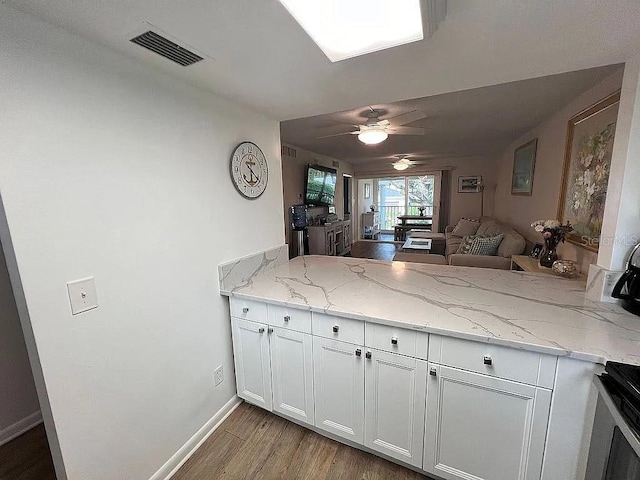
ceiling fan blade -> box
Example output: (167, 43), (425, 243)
(316, 131), (358, 139)
(388, 126), (425, 135)
(386, 110), (427, 126)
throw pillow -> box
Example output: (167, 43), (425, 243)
(455, 235), (478, 254)
(452, 218), (481, 237)
(468, 234), (504, 256)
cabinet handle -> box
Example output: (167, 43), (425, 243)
(258, 327), (265, 334)
(267, 327), (274, 334)
(355, 349), (362, 357)
(391, 336), (398, 345)
(483, 355), (493, 366)
(284, 315), (290, 322)
(242, 307), (249, 314)
(333, 325), (339, 333)
(429, 367), (437, 377)
(365, 350), (372, 359)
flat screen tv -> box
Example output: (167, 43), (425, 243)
(305, 165), (337, 206)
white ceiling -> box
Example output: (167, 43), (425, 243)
(280, 65), (622, 165)
(5, 1), (640, 121)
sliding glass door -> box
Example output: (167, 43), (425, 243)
(377, 174), (440, 232)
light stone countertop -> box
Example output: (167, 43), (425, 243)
(228, 255), (640, 366)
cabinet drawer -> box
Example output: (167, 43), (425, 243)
(312, 313), (364, 345)
(268, 305), (312, 334)
(229, 298), (268, 322)
(429, 335), (557, 388)
(365, 322), (421, 358)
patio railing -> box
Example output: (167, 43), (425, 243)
(378, 205), (434, 231)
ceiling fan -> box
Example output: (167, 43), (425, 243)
(391, 154), (426, 170)
(317, 107), (427, 145)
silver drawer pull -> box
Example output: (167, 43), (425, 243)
(267, 327), (274, 334)
(365, 350), (372, 359)
(242, 307), (249, 314)
(258, 327), (265, 334)
(391, 335), (398, 345)
(483, 355), (493, 366)
(332, 325), (339, 333)
(355, 348), (362, 357)
(429, 367), (437, 377)
(284, 315), (290, 322)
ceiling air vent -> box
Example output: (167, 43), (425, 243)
(130, 31), (203, 66)
(282, 145), (297, 158)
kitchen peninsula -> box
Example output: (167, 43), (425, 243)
(219, 253), (640, 480)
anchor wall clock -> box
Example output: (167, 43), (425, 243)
(229, 142), (269, 199)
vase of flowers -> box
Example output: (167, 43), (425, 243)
(531, 220), (574, 268)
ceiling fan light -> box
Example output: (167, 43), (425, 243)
(358, 129), (388, 145)
(393, 162), (409, 170)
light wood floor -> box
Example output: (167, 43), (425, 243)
(173, 402), (431, 480)
(0, 424), (56, 480)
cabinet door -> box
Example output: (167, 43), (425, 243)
(313, 336), (365, 444)
(423, 364), (551, 480)
(326, 229), (335, 256)
(364, 349), (427, 468)
(270, 327), (314, 426)
(231, 318), (272, 411)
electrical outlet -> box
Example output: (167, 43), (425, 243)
(214, 365), (224, 386)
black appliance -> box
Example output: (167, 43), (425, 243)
(612, 243), (640, 316)
(586, 362), (640, 479)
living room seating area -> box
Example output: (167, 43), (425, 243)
(392, 216), (527, 270)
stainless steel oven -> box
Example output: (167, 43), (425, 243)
(586, 362), (640, 479)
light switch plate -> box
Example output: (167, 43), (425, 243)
(67, 277), (98, 315)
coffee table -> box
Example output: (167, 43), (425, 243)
(402, 237), (432, 253)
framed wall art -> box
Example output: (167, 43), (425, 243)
(558, 91), (620, 252)
(364, 183), (371, 199)
(458, 175), (482, 193)
(511, 139), (537, 196)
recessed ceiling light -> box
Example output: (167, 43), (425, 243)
(278, 0), (424, 62)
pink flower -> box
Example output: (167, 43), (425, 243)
(543, 231), (552, 239)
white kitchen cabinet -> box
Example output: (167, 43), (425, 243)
(231, 317), (273, 411)
(423, 364), (552, 480)
(270, 326), (315, 426)
(231, 317), (314, 424)
(364, 348), (427, 468)
(313, 336), (365, 444)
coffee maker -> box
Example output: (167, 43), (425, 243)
(612, 242), (640, 315)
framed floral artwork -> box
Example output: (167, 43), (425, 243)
(511, 139), (537, 195)
(558, 91), (620, 252)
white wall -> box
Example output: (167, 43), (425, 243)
(0, 241), (40, 442)
(493, 69), (624, 274)
(0, 5), (284, 480)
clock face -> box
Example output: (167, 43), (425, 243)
(229, 142), (269, 199)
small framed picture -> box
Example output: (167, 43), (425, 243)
(364, 183), (371, 199)
(458, 175), (482, 193)
(530, 243), (543, 259)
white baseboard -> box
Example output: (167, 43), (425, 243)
(0, 411), (43, 447)
(149, 396), (242, 480)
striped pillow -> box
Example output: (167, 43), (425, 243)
(455, 235), (478, 255)
(468, 234), (504, 256)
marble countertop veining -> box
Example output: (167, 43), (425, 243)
(228, 255), (640, 366)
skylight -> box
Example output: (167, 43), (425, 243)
(278, 0), (424, 62)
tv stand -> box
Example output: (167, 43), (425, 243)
(308, 220), (351, 256)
